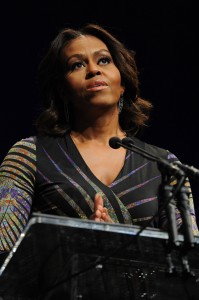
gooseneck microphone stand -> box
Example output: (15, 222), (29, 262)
(109, 137), (185, 243)
(109, 136), (197, 277)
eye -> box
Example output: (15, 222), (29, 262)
(71, 61), (85, 70)
(98, 56), (111, 65)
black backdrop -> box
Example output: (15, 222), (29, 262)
(1, 1), (199, 222)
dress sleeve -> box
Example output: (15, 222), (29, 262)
(0, 137), (36, 252)
(159, 150), (199, 236)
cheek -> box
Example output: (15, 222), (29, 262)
(111, 68), (122, 86)
(64, 75), (83, 97)
(109, 69), (124, 93)
(65, 75), (79, 89)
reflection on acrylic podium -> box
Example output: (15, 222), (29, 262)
(0, 213), (199, 299)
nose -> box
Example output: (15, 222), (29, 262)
(85, 62), (101, 79)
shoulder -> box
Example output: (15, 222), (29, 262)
(0, 136), (37, 180)
(2, 136), (37, 167)
(36, 133), (67, 148)
(7, 136), (36, 156)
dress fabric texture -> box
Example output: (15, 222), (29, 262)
(0, 134), (198, 251)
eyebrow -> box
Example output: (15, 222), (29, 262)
(65, 49), (111, 63)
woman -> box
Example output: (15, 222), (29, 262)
(0, 23), (198, 253)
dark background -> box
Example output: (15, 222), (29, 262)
(1, 1), (199, 223)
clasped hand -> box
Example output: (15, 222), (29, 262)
(90, 193), (113, 223)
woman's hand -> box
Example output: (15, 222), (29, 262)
(90, 193), (114, 223)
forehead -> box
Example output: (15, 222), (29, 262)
(62, 35), (109, 57)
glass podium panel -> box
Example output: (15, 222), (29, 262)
(0, 213), (199, 299)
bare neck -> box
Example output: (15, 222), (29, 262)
(71, 109), (125, 145)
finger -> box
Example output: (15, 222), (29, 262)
(94, 193), (104, 211)
(102, 207), (108, 213)
(95, 209), (102, 218)
(95, 217), (101, 222)
(101, 212), (107, 220)
(102, 211), (114, 223)
(89, 214), (101, 222)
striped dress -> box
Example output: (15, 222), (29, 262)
(0, 134), (198, 252)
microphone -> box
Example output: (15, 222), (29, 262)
(121, 137), (134, 146)
(109, 136), (159, 161)
(109, 136), (196, 251)
(121, 137), (199, 180)
(174, 161), (199, 179)
(122, 137), (159, 161)
(109, 136), (157, 160)
(109, 137), (123, 149)
(109, 136), (185, 178)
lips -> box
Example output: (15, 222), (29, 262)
(86, 81), (108, 90)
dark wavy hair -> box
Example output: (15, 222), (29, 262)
(35, 23), (153, 136)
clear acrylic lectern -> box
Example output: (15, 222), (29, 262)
(0, 213), (199, 299)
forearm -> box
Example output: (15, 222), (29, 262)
(0, 178), (32, 251)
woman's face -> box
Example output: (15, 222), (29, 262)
(62, 35), (125, 112)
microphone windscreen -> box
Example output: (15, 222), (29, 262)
(109, 137), (121, 149)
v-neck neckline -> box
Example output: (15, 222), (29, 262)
(65, 134), (128, 188)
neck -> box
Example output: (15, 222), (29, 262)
(71, 108), (126, 145)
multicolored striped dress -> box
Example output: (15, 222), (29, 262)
(0, 134), (198, 252)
